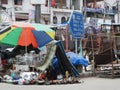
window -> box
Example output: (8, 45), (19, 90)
(1, 0), (8, 4)
(61, 16), (66, 24)
(14, 0), (22, 5)
(45, 0), (48, 7)
(53, 16), (57, 24)
(56, 0), (66, 8)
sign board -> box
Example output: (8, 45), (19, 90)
(30, 0), (45, 4)
(68, 11), (84, 38)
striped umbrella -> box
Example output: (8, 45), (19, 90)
(0, 22), (55, 48)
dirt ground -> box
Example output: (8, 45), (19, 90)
(0, 77), (120, 90)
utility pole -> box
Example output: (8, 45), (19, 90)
(30, 0), (45, 23)
(35, 4), (41, 23)
(70, 0), (72, 9)
(11, 0), (16, 21)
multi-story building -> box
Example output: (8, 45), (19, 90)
(1, 0), (120, 24)
(84, 0), (119, 25)
(0, 0), (83, 25)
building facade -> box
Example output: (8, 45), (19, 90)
(1, 0), (120, 24)
(0, 0), (83, 25)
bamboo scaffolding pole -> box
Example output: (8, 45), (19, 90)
(90, 34), (96, 76)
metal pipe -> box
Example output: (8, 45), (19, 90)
(65, 25), (69, 52)
(117, 0), (120, 23)
(0, 0), (2, 23)
(103, 0), (106, 23)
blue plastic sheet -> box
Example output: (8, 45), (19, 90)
(66, 52), (89, 67)
(52, 52), (89, 68)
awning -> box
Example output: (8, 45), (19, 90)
(15, 13), (29, 19)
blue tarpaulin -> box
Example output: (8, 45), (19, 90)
(66, 52), (89, 67)
(52, 52), (89, 68)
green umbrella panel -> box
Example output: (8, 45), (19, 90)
(0, 28), (22, 46)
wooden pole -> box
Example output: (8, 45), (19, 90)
(93, 0), (97, 8)
(110, 35), (114, 78)
(91, 34), (95, 76)
(60, 0), (63, 8)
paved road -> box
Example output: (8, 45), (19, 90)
(0, 77), (120, 90)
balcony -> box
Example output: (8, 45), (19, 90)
(84, 7), (104, 13)
(105, 9), (117, 15)
(83, 7), (117, 15)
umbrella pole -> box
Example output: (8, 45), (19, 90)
(24, 28), (28, 54)
(24, 29), (28, 65)
(25, 46), (28, 65)
(25, 46), (27, 54)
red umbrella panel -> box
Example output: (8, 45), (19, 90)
(18, 27), (38, 48)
